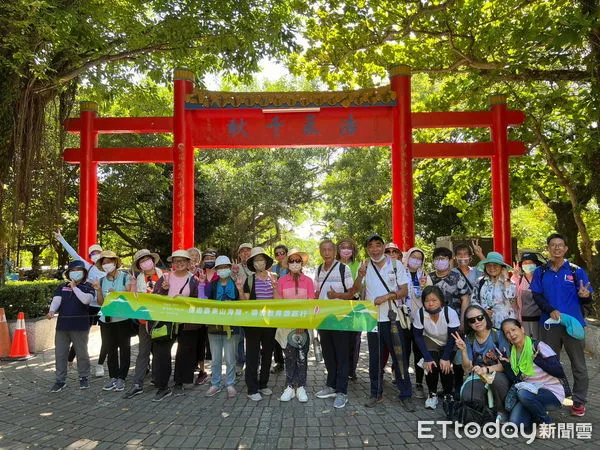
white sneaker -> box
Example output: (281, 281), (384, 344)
(296, 386), (308, 403)
(425, 394), (438, 410)
(279, 386), (295, 402)
(94, 365), (104, 378)
(248, 392), (262, 401)
(258, 387), (272, 396)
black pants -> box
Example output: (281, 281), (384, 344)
(273, 338), (284, 365)
(102, 319), (131, 380)
(152, 338), (175, 390)
(175, 328), (200, 384)
(196, 326), (211, 362)
(244, 327), (276, 394)
(348, 331), (361, 377)
(425, 350), (454, 396)
(406, 328), (424, 385)
(320, 330), (350, 395)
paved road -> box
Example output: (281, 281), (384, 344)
(0, 329), (597, 449)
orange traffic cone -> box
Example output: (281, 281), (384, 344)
(0, 308), (10, 357)
(8, 312), (31, 360)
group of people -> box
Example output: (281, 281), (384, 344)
(48, 231), (593, 432)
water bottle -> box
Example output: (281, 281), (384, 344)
(313, 337), (323, 363)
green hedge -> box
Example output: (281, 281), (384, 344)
(0, 280), (64, 320)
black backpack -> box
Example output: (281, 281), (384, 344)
(317, 262), (348, 292)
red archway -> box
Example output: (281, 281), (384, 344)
(63, 66), (525, 261)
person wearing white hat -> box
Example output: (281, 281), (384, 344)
(123, 249), (163, 399)
(197, 255), (243, 399)
(150, 249), (200, 402)
(240, 247), (277, 401)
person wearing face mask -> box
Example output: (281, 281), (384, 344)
(353, 234), (414, 411)
(401, 247), (433, 399)
(193, 249), (218, 385)
(239, 247), (278, 401)
(453, 244), (484, 301)
(47, 260), (96, 392)
(151, 250), (200, 401)
(429, 247), (472, 396)
(412, 286), (460, 409)
(275, 249), (315, 403)
(472, 252), (517, 329)
(198, 255), (243, 399)
(511, 253), (544, 340)
(337, 238), (362, 381)
(93, 251), (134, 393)
(123, 249), (162, 399)
(53, 231), (106, 377)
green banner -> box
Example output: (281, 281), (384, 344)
(102, 292), (378, 332)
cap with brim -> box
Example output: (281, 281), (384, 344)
(65, 260), (88, 279)
(287, 248), (309, 264)
(133, 249), (160, 269)
(519, 252), (544, 267)
(365, 234), (385, 247)
(95, 250), (121, 269)
(167, 249), (191, 262)
(476, 251), (512, 271)
(214, 255), (232, 268)
(88, 244), (102, 255)
(384, 242), (400, 251)
(202, 249), (217, 259)
(247, 247), (274, 272)
(238, 243), (252, 253)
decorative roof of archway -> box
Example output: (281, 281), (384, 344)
(185, 86), (397, 109)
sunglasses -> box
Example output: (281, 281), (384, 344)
(467, 315), (485, 324)
(288, 259), (302, 264)
(275, 251), (286, 256)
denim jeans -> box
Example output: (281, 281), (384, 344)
(208, 333), (239, 387)
(509, 388), (561, 430)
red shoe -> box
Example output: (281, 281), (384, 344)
(571, 403), (586, 417)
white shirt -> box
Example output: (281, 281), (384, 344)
(315, 261), (354, 300)
(412, 306), (460, 347)
(363, 257), (409, 322)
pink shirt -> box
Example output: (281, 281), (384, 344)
(278, 273), (315, 300)
(522, 342), (565, 402)
(167, 273), (191, 297)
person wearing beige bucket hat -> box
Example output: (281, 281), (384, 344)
(239, 247), (277, 401)
(93, 250), (134, 393)
(275, 248), (314, 403)
(472, 251), (517, 329)
(150, 249), (201, 401)
(123, 249), (163, 399)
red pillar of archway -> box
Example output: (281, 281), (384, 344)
(490, 95), (512, 263)
(78, 101), (99, 260)
(173, 69), (195, 251)
(389, 65), (415, 249)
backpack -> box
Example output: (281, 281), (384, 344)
(443, 375), (496, 425)
(419, 305), (450, 326)
(317, 261), (348, 292)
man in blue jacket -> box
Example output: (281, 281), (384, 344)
(530, 233), (593, 417)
